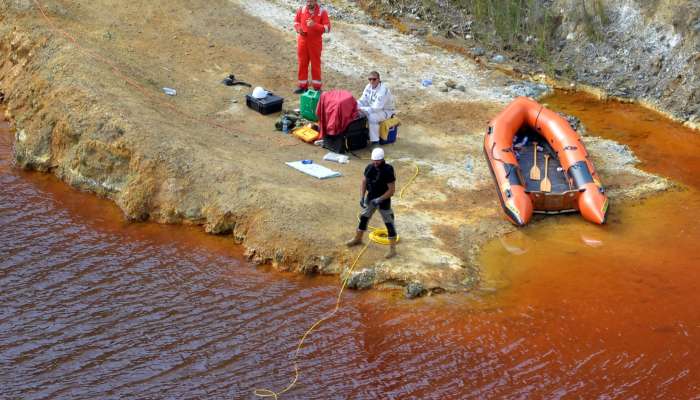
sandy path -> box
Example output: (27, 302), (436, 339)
(234, 0), (513, 102)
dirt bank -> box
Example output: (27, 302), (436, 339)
(0, 0), (670, 296)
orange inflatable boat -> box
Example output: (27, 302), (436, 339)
(483, 97), (609, 226)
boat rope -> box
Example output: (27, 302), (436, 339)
(491, 141), (507, 165)
(534, 105), (544, 131)
(255, 162), (418, 398)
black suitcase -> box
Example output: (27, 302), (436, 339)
(344, 116), (369, 151)
(245, 94), (284, 115)
(323, 116), (368, 154)
(323, 133), (346, 154)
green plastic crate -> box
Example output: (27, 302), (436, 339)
(300, 89), (321, 122)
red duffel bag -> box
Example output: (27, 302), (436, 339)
(316, 89), (359, 138)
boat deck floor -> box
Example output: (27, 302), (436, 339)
(516, 141), (572, 194)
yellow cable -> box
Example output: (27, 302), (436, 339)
(255, 162), (419, 398)
(254, 243), (369, 399)
(368, 228), (395, 245)
(400, 163), (420, 200)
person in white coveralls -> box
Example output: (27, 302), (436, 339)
(356, 71), (396, 145)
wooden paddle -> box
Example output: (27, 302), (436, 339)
(529, 142), (541, 180)
(540, 154), (552, 192)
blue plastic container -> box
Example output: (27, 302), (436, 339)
(379, 125), (398, 145)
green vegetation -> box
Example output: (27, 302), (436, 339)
(466, 0), (610, 52)
(457, 0), (559, 58)
(366, 0), (611, 66)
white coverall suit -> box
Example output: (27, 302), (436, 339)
(357, 82), (396, 143)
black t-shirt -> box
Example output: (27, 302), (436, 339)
(364, 162), (395, 209)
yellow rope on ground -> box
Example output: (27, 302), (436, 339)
(368, 228), (394, 245)
(255, 162), (419, 398)
(400, 163), (420, 200)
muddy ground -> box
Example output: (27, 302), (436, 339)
(0, 0), (670, 296)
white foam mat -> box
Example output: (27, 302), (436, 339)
(285, 161), (342, 179)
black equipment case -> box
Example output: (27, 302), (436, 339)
(323, 116), (369, 154)
(245, 94), (284, 115)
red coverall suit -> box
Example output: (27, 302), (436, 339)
(294, 5), (330, 91)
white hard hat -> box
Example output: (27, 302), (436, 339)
(252, 86), (268, 99)
(371, 147), (385, 161)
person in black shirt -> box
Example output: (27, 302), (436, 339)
(346, 147), (398, 258)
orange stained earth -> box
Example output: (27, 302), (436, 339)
(2, 92), (700, 399)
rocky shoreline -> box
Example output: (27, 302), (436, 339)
(0, 0), (674, 297)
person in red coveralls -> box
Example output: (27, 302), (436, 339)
(293, 0), (331, 94)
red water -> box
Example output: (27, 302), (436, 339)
(1, 95), (699, 399)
